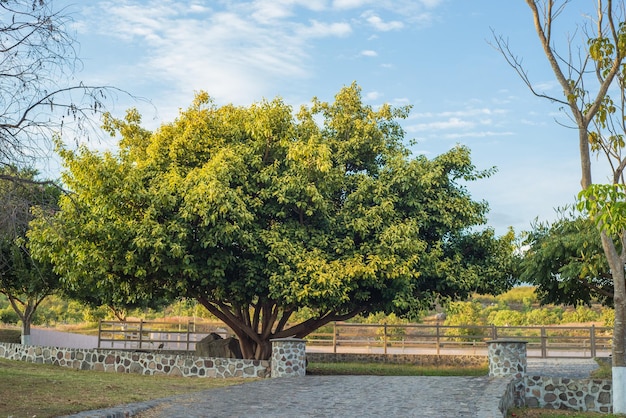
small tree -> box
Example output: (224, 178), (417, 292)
(520, 211), (613, 307)
(0, 166), (60, 344)
(494, 1), (626, 411)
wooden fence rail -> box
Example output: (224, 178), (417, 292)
(97, 320), (229, 351)
(305, 322), (613, 358)
(97, 320), (613, 358)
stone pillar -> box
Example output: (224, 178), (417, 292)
(270, 338), (307, 378)
(486, 339), (527, 379)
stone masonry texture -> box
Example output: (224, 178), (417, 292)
(0, 342), (269, 378)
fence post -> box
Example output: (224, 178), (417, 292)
(492, 324), (497, 340)
(541, 327), (547, 358)
(590, 325), (596, 358)
(333, 322), (337, 354)
(187, 321), (192, 352)
(436, 323), (440, 356)
(383, 324), (388, 355)
(139, 319), (144, 350)
(97, 320), (102, 349)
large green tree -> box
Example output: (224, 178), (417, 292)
(0, 167), (60, 344)
(29, 84), (517, 359)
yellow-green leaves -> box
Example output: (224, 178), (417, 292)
(30, 83), (514, 349)
(578, 183), (626, 238)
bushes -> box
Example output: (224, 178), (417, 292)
(561, 304), (600, 323)
(0, 307), (19, 325)
(443, 287), (605, 329)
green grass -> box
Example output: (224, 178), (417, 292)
(591, 357), (612, 379)
(306, 361), (488, 376)
(0, 358), (249, 418)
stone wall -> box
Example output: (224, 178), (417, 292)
(485, 340), (613, 414)
(0, 342), (269, 378)
(499, 378), (517, 416)
(306, 352), (487, 367)
(271, 338), (306, 378)
(524, 376), (612, 413)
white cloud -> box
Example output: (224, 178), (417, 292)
(410, 108), (506, 120)
(297, 20), (352, 38)
(332, 0), (372, 10)
(408, 117), (475, 132)
(76, 0), (447, 120)
(419, 0), (443, 8)
(443, 130), (514, 139)
(250, 0), (328, 23)
(365, 91), (382, 101)
(85, 0), (357, 108)
(363, 13), (404, 31)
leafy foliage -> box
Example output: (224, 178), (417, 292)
(519, 210), (613, 307)
(29, 84), (517, 359)
(0, 167), (61, 340)
(444, 288), (605, 328)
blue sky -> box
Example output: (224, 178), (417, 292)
(52, 0), (602, 236)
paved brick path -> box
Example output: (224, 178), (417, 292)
(64, 358), (599, 418)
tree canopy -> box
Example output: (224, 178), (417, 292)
(29, 84), (517, 359)
(520, 210), (613, 307)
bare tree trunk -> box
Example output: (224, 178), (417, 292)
(601, 230), (626, 411)
(601, 233), (626, 364)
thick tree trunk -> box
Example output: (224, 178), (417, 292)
(196, 295), (364, 360)
(21, 319), (31, 345)
(7, 296), (35, 345)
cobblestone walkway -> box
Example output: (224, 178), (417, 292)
(65, 358), (599, 418)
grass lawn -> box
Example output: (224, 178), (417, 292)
(307, 361), (488, 376)
(0, 358), (249, 418)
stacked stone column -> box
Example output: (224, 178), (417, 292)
(270, 338), (307, 378)
(487, 339), (527, 407)
(487, 339), (527, 378)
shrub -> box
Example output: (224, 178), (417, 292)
(487, 309), (524, 326)
(361, 312), (408, 342)
(444, 301), (486, 341)
(600, 307), (614, 328)
(524, 307), (562, 325)
(561, 304), (600, 323)
(0, 307), (19, 325)
(495, 286), (537, 306)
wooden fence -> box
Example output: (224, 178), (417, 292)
(305, 322), (613, 358)
(97, 320), (229, 351)
(97, 320), (613, 358)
